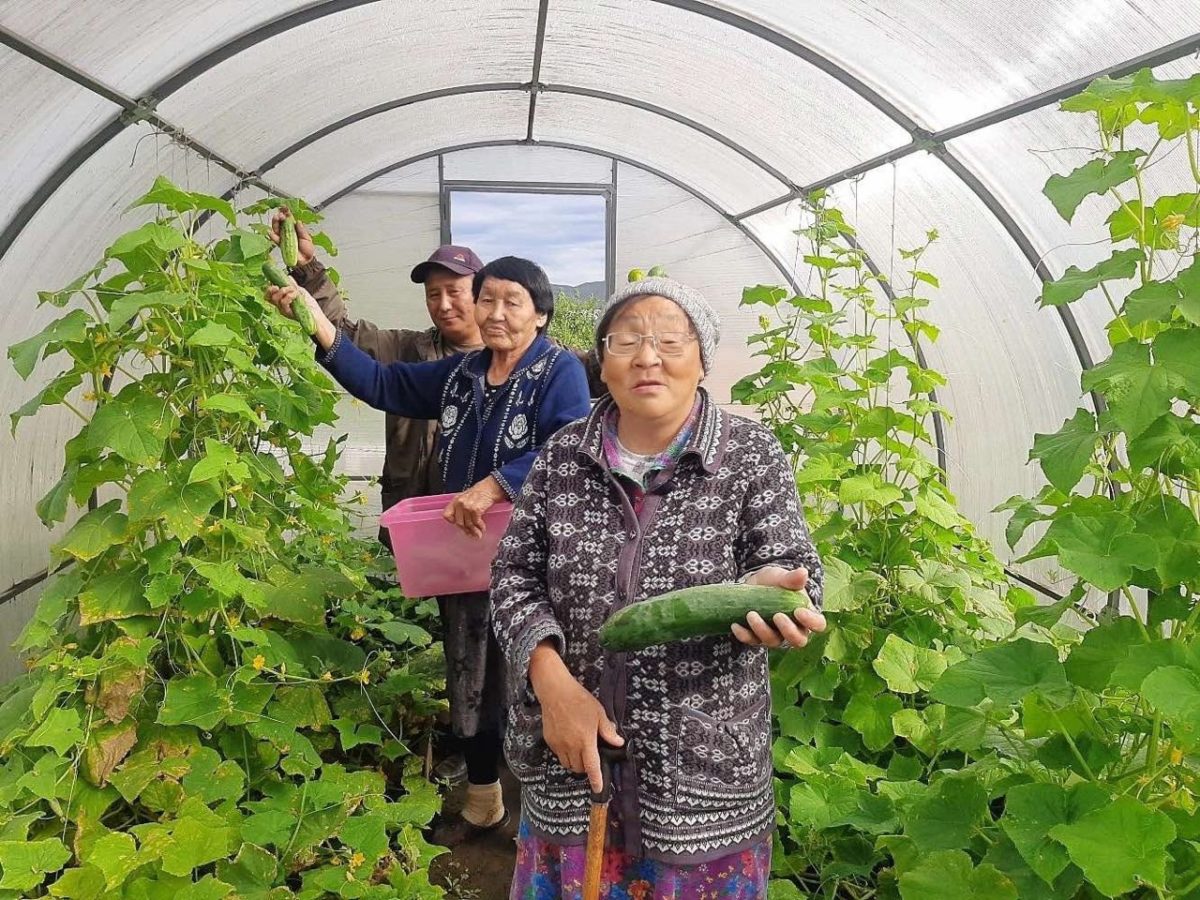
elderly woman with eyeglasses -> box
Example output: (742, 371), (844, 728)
(491, 276), (827, 898)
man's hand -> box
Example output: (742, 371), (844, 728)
(263, 282), (337, 350)
(530, 643), (624, 794)
(442, 476), (507, 538)
(731, 566), (827, 649)
(269, 207), (317, 267)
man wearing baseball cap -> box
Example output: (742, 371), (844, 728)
(271, 209), (484, 547)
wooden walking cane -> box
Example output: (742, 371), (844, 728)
(583, 745), (626, 900)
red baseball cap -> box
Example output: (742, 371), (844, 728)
(410, 245), (484, 283)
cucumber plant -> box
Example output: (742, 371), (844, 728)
(1, 177), (448, 898)
(744, 67), (1200, 900)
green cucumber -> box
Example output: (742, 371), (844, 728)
(262, 262), (317, 336)
(292, 295), (317, 337)
(262, 261), (289, 288)
(598, 583), (809, 651)
(281, 214), (300, 268)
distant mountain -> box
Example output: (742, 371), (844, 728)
(551, 280), (606, 302)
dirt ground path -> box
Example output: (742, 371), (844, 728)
(431, 766), (522, 899)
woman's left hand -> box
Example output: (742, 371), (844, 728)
(442, 476), (507, 538)
(731, 566), (827, 649)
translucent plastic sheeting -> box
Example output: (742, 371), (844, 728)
(741, 199), (931, 392)
(0, 582), (42, 681)
(443, 145), (614, 185)
(0, 0), (310, 97)
(821, 153), (1085, 557)
(300, 187), (443, 476)
(160, 0), (539, 169)
(950, 58), (1200, 366)
(533, 92), (787, 212)
(614, 163), (785, 413)
(269, 92), (531, 206)
(0, 50), (121, 234)
(713, 0), (1200, 131)
(0, 124), (235, 594)
(540, 0), (910, 193)
(355, 157), (439, 195)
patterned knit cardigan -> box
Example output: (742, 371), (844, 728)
(491, 390), (824, 864)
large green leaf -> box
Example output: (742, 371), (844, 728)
(0, 838), (72, 891)
(127, 470), (222, 540)
(339, 812), (389, 862)
(1000, 782), (1108, 884)
(841, 691), (902, 751)
(107, 290), (188, 329)
(891, 705), (944, 756)
(259, 566), (356, 627)
(1082, 341), (1172, 439)
(1041, 249), (1141, 307)
(107, 222), (186, 259)
(903, 775), (988, 851)
(1048, 796), (1174, 897)
(1155, 327), (1200, 400)
(873, 634), (947, 693)
(87, 395), (175, 466)
(1030, 505), (1157, 591)
(187, 439), (249, 485)
(1127, 413), (1200, 474)
(1130, 495), (1200, 588)
(8, 309), (91, 379)
(1176, 256), (1200, 325)
(35, 464), (78, 526)
(1124, 279), (1180, 325)
(1043, 151), (1144, 222)
(931, 639), (1069, 708)
(788, 774), (860, 830)
(187, 322), (238, 348)
(78, 567), (151, 625)
(129, 175), (236, 225)
(11, 371), (82, 435)
(1029, 409), (1098, 493)
(27, 708), (84, 755)
(1142, 666), (1200, 749)
(81, 831), (139, 890)
(1063, 615), (1145, 691)
(199, 393), (259, 424)
(156, 798), (239, 876)
(838, 473), (903, 507)
(898, 850), (1016, 900)
(51, 500), (126, 562)
(156, 675), (232, 731)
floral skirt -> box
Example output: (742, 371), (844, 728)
(509, 817), (771, 899)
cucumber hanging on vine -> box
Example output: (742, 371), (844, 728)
(281, 213), (300, 268)
(262, 262), (318, 337)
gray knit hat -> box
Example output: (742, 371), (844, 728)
(597, 276), (721, 373)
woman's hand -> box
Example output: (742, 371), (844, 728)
(732, 566), (827, 649)
(269, 207), (317, 267)
(263, 282), (337, 350)
(530, 642), (624, 794)
(442, 476), (507, 538)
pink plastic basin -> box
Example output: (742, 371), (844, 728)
(380, 492), (514, 597)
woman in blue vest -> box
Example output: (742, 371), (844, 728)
(266, 256), (592, 844)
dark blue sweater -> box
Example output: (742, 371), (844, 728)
(319, 331), (591, 497)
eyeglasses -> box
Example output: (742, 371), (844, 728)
(602, 331), (696, 357)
